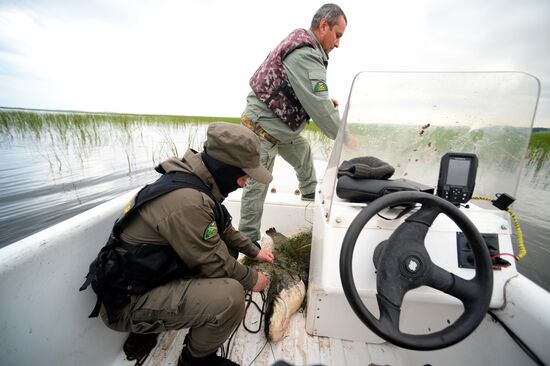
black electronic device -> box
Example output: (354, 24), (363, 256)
(436, 152), (478, 204)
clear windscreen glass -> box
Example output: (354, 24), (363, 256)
(321, 72), (540, 222)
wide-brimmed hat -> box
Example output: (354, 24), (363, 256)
(205, 122), (272, 184)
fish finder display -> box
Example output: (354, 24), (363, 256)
(437, 153), (478, 204)
(446, 159), (471, 186)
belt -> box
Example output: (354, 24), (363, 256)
(241, 115), (280, 145)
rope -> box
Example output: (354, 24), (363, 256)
(134, 353), (151, 366)
(246, 340), (269, 366)
(242, 291), (267, 333)
(221, 290), (268, 360)
(224, 262), (303, 363)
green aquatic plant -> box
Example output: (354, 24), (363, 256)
(241, 230), (312, 286)
(526, 131), (550, 172)
(278, 230), (312, 285)
(0, 109), (242, 174)
(0, 109), (239, 144)
(2, 108), (548, 177)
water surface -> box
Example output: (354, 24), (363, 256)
(0, 109), (548, 291)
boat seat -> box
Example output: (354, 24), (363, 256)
(336, 175), (434, 203)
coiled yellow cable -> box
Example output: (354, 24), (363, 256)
(507, 209), (526, 260)
(471, 196), (492, 202)
(471, 196), (526, 261)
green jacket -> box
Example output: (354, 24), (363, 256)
(120, 149), (260, 290)
(244, 30), (341, 143)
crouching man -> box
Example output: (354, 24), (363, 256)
(81, 122), (275, 366)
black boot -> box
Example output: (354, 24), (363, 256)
(177, 345), (240, 366)
(122, 332), (158, 363)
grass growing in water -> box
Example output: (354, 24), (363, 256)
(2, 108), (548, 171)
(0, 109), (239, 141)
(527, 131), (550, 172)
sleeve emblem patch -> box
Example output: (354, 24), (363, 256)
(314, 81), (328, 93)
(203, 221), (218, 240)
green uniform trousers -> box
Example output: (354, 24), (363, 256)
(239, 137), (317, 242)
(101, 277), (245, 358)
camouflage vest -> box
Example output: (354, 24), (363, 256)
(249, 29), (320, 131)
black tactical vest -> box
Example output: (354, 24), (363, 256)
(80, 171), (231, 323)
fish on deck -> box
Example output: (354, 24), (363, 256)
(240, 228), (311, 342)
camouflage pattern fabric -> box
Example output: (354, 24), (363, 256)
(242, 114), (280, 145)
(249, 28), (319, 130)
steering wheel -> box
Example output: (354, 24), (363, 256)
(339, 191), (493, 350)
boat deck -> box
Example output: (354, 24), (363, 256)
(116, 292), (384, 366)
(110, 285), (548, 366)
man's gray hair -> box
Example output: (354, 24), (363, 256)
(310, 3), (347, 30)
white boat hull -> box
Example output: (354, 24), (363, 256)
(2, 72), (549, 365)
(1, 157), (549, 366)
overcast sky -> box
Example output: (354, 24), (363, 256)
(0, 0), (549, 127)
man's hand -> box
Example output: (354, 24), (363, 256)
(255, 249), (274, 263)
(345, 134), (358, 149)
(331, 98), (339, 109)
(252, 272), (269, 292)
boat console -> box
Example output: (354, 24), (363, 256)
(305, 72), (540, 346)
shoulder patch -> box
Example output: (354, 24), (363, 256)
(123, 200), (132, 214)
(313, 81), (328, 93)
(203, 221), (218, 240)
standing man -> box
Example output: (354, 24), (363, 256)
(239, 3), (354, 244)
(81, 123), (274, 366)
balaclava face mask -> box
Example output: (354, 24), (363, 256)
(201, 150), (246, 197)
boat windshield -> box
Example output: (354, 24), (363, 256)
(321, 72), (540, 221)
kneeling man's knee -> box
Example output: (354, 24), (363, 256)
(217, 279), (245, 325)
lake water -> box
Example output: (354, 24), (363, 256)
(0, 109), (548, 292)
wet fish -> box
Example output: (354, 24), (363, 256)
(241, 228), (308, 342)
